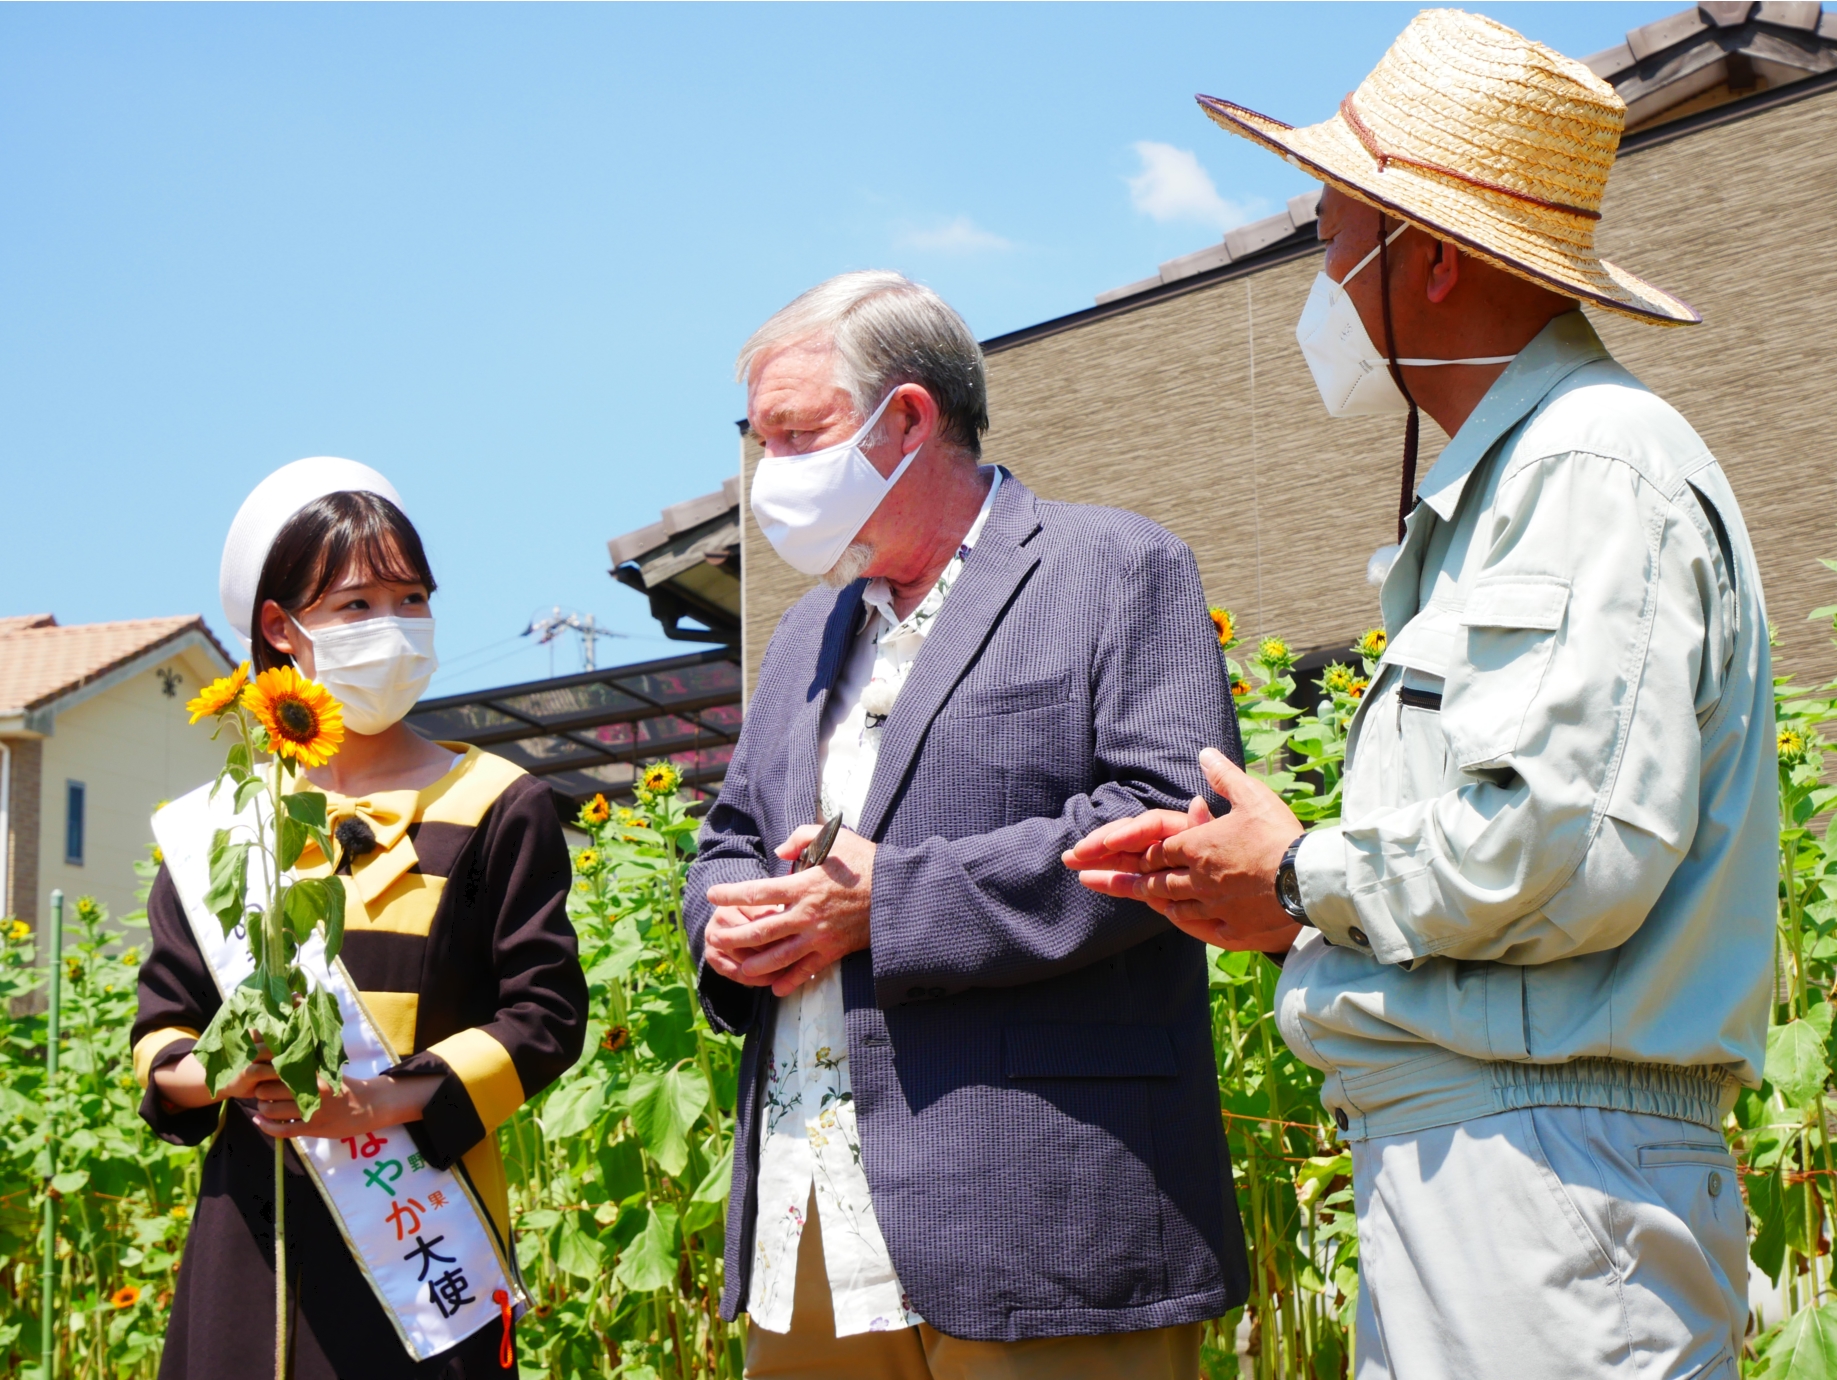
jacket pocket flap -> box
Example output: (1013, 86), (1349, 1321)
(1460, 578), (1570, 631)
(1003, 1024), (1177, 1079)
(952, 671), (1072, 718)
(1636, 1142), (1735, 1168)
(1381, 605), (1460, 677)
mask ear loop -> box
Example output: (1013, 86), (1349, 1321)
(1376, 215), (1421, 546)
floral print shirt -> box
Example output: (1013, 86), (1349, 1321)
(746, 468), (1001, 1338)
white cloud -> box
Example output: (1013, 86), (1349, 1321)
(1126, 141), (1265, 231)
(896, 215), (1012, 253)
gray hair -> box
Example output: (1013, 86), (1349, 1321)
(736, 270), (989, 458)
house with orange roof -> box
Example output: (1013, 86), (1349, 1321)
(0, 614), (234, 929)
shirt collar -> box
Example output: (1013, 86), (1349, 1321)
(862, 466), (1003, 629)
(1415, 311), (1612, 521)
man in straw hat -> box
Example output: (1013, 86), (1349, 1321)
(1066, 10), (1775, 1375)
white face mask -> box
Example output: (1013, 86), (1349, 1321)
(293, 614), (439, 735)
(1296, 222), (1517, 417)
(748, 390), (920, 577)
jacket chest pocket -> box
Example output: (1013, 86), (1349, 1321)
(1445, 577), (1570, 770)
(1361, 606), (1459, 809)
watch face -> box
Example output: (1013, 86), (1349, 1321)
(1279, 866), (1304, 914)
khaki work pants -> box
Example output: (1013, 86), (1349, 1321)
(1352, 1106), (1747, 1380)
(743, 1194), (1201, 1380)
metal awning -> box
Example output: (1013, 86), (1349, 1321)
(406, 646), (741, 813)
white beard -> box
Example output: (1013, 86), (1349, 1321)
(820, 542), (876, 588)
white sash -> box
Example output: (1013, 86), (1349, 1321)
(154, 779), (527, 1362)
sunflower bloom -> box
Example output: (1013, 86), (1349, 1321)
(1349, 678), (1369, 699)
(241, 666), (344, 767)
(111, 1285), (142, 1309)
(1256, 638), (1295, 674)
(1208, 606), (1237, 650)
(1320, 662), (1356, 696)
(575, 849), (600, 874)
(1779, 726), (1808, 767)
(1355, 628), (1388, 661)
(7, 920), (28, 942)
(185, 662), (250, 724)
(639, 761), (682, 797)
(580, 794), (611, 827)
(1231, 679), (1252, 699)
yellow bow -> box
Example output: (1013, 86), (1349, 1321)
(302, 789), (421, 907)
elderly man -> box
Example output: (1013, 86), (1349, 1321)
(686, 269), (1247, 1378)
(1067, 13), (1775, 1380)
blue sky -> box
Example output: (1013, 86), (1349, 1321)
(1, 1), (1677, 694)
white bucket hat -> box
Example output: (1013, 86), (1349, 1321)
(219, 457), (404, 644)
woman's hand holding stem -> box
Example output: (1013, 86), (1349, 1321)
(153, 1036), (439, 1139)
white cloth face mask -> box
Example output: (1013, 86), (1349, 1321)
(748, 390), (921, 577)
(293, 614), (439, 735)
(1295, 222), (1518, 417)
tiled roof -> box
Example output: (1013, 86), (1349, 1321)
(1090, 2), (1834, 308)
(0, 615), (234, 714)
(607, 475), (741, 568)
(1586, 1), (1836, 129)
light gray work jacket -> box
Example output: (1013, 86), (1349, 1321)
(1279, 312), (1777, 1140)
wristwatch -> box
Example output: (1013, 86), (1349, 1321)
(1274, 834), (1314, 927)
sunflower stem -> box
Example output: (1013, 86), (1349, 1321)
(268, 743), (289, 1380)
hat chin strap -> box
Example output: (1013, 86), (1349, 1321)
(1377, 215), (1421, 546)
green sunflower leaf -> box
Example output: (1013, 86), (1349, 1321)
(204, 840), (249, 937)
(1757, 1300), (1837, 1379)
(622, 1067), (709, 1179)
(553, 1212), (605, 1281)
(612, 1205), (680, 1294)
(1765, 1017), (1830, 1109)
(539, 1078), (606, 1140)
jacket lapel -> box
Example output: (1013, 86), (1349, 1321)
(854, 478), (1043, 841)
(788, 583), (865, 831)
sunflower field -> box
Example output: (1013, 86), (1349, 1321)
(4, 565), (1837, 1378)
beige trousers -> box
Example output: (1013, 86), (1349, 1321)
(743, 1194), (1201, 1380)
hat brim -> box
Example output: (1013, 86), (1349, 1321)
(1197, 95), (1699, 327)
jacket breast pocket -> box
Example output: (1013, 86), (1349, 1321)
(949, 670), (1073, 720)
(1446, 577), (1570, 771)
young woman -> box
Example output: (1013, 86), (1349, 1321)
(133, 458), (588, 1379)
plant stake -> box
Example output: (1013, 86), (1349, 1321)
(39, 889), (62, 1380)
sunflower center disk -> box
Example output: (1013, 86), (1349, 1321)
(277, 698), (318, 740)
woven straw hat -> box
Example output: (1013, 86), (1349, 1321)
(1198, 9), (1698, 326)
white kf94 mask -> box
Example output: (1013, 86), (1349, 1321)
(295, 614), (439, 735)
(1295, 222), (1517, 417)
(748, 390), (921, 577)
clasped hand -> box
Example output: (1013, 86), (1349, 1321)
(702, 823), (875, 996)
(1062, 746), (1306, 954)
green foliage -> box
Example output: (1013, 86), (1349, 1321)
(1201, 632), (1374, 1376)
(499, 778), (743, 1378)
(0, 863), (200, 1379)
(10, 567), (1837, 1378)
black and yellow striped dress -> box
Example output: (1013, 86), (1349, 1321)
(132, 745), (588, 1380)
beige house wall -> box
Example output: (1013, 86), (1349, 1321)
(34, 644), (232, 926)
(740, 83), (1837, 692)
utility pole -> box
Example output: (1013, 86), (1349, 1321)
(522, 609), (626, 672)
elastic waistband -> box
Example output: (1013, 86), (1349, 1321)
(1328, 1053), (1740, 1141)
(1488, 1057), (1737, 1131)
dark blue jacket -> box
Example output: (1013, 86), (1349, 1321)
(685, 473), (1250, 1341)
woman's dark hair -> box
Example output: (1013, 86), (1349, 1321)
(250, 491), (437, 673)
